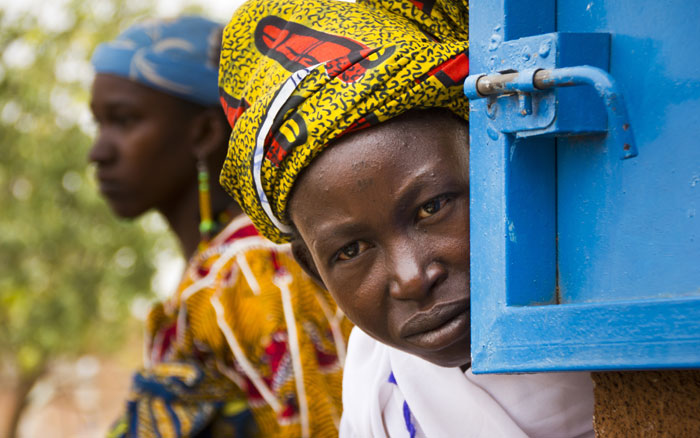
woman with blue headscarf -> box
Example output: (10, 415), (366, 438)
(90, 15), (351, 438)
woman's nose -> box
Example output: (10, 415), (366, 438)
(388, 242), (446, 301)
(88, 130), (116, 165)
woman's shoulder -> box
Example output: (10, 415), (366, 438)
(344, 328), (391, 376)
(340, 328), (395, 437)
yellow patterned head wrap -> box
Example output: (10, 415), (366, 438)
(219, 0), (469, 243)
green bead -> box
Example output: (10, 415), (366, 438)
(199, 220), (214, 234)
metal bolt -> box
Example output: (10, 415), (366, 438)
(486, 96), (497, 119)
(518, 93), (533, 116)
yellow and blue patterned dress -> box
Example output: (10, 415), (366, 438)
(109, 215), (352, 438)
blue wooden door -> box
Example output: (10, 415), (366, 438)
(466, 0), (700, 372)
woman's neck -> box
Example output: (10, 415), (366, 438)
(159, 181), (201, 259)
(158, 179), (242, 259)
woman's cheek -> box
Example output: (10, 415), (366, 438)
(328, 269), (374, 321)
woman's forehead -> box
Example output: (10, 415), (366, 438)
(91, 73), (203, 116)
(91, 74), (164, 107)
(289, 110), (468, 221)
(318, 110), (467, 171)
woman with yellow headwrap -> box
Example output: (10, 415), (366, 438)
(219, 0), (595, 436)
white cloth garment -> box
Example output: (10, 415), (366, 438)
(340, 328), (595, 438)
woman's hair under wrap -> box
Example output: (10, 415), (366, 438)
(218, 0), (470, 243)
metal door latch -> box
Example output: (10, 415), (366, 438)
(464, 32), (637, 159)
(465, 66), (637, 159)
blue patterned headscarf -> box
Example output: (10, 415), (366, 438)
(91, 15), (222, 106)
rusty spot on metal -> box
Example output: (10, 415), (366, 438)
(623, 123), (630, 131)
(623, 143), (631, 151)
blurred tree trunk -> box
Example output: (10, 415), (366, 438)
(5, 364), (46, 438)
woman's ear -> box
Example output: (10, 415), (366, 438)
(291, 238), (326, 288)
(189, 107), (229, 161)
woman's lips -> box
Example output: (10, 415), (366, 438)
(96, 175), (123, 197)
(400, 299), (469, 351)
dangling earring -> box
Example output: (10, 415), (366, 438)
(197, 159), (214, 246)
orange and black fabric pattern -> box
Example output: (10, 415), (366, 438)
(108, 216), (353, 438)
(219, 0), (470, 243)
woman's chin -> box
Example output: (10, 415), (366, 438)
(413, 336), (471, 369)
(106, 199), (148, 220)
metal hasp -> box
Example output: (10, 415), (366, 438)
(467, 0), (700, 374)
(464, 31), (612, 140)
(465, 66), (638, 159)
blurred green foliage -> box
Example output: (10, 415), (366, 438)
(0, 0), (174, 379)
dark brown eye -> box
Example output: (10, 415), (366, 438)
(417, 195), (449, 219)
(112, 114), (138, 128)
(336, 241), (369, 261)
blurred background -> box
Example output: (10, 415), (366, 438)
(0, 1), (244, 436)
